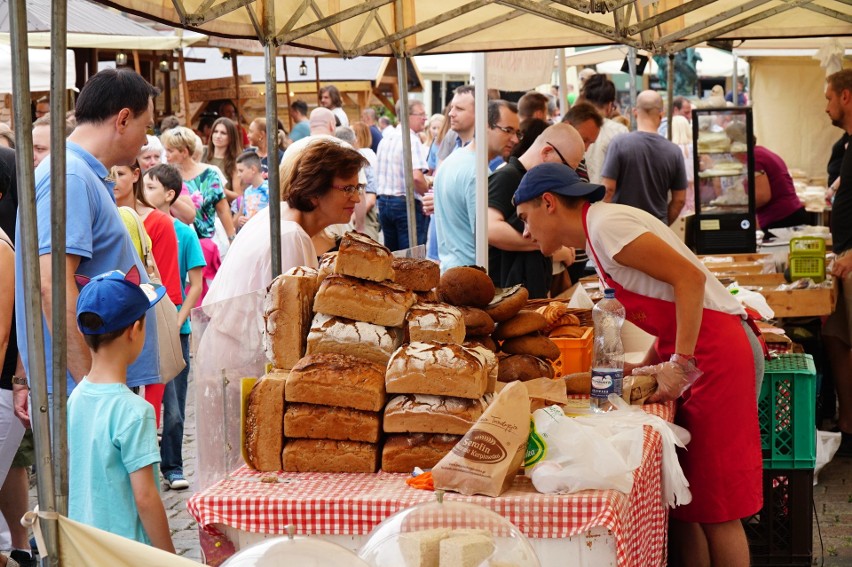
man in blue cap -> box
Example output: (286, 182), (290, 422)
(68, 267), (175, 553)
(515, 162), (764, 567)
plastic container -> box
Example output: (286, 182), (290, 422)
(788, 236), (826, 283)
(550, 328), (593, 376)
(758, 354), (816, 469)
(742, 469), (813, 566)
(222, 527), (370, 566)
(358, 498), (540, 567)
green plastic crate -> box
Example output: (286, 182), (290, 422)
(758, 354), (816, 469)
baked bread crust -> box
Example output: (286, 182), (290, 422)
(284, 403), (381, 443)
(501, 333), (561, 360)
(381, 433), (461, 473)
(484, 285), (529, 322)
(313, 274), (417, 328)
(493, 310), (548, 340)
(306, 312), (402, 365)
(244, 373), (287, 472)
(497, 354), (555, 382)
(286, 353), (387, 411)
(383, 394), (492, 435)
(283, 439), (378, 473)
(386, 342), (489, 399)
(458, 306), (496, 336)
(406, 302), (466, 344)
(392, 257), (440, 292)
(438, 266), (495, 308)
(263, 267), (320, 370)
(333, 231), (394, 282)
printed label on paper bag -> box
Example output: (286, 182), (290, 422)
(524, 417), (547, 467)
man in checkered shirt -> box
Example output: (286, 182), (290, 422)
(374, 98), (430, 251)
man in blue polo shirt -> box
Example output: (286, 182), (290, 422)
(15, 68), (162, 402)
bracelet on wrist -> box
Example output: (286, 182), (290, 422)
(11, 375), (28, 387)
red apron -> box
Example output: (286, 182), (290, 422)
(582, 203), (762, 523)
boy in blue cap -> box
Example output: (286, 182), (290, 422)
(68, 267), (175, 553)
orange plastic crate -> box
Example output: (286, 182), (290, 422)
(550, 328), (593, 377)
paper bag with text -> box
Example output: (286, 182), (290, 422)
(432, 380), (530, 497)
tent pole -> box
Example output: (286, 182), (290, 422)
(9, 0), (60, 564)
(667, 54), (674, 141)
(231, 49), (242, 126)
(315, 57), (321, 106)
(395, 57), (417, 249)
(731, 53), (738, 105)
(264, 5), (282, 279)
(282, 55), (292, 130)
(178, 48), (192, 125)
(557, 47), (568, 116)
(474, 52), (488, 270)
(628, 46), (637, 130)
(50, 0), (69, 520)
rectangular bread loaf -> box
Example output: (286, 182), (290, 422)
(284, 403), (381, 443)
(333, 231), (394, 282)
(381, 433), (461, 474)
(405, 302), (466, 344)
(391, 257), (440, 292)
(306, 313), (402, 366)
(286, 353), (386, 411)
(283, 439), (378, 473)
(383, 394), (492, 435)
(385, 342), (488, 399)
(244, 372), (287, 472)
(263, 266), (320, 370)
(313, 274), (417, 328)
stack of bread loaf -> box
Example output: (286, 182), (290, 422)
(382, 265), (501, 473)
(282, 231), (420, 473)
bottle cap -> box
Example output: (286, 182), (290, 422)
(604, 288), (616, 298)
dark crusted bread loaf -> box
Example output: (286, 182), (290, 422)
(383, 394), (492, 435)
(313, 274), (417, 328)
(437, 266), (495, 308)
(283, 439), (378, 473)
(334, 231), (394, 282)
(244, 372), (287, 472)
(284, 403), (381, 443)
(386, 342), (489, 399)
(381, 433), (462, 473)
(286, 353), (386, 411)
(392, 257), (440, 292)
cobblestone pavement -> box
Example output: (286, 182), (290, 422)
(26, 381), (852, 565)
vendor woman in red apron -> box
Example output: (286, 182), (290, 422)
(513, 163), (763, 567)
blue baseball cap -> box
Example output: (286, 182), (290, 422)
(513, 163), (606, 206)
(76, 267), (165, 335)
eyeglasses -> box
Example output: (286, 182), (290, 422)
(546, 142), (571, 167)
(492, 124), (523, 140)
(332, 183), (366, 197)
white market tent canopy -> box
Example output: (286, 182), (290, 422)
(96, 0), (851, 55)
(0, 45), (76, 94)
(0, 0), (202, 49)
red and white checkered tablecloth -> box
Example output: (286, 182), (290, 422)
(188, 402), (674, 567)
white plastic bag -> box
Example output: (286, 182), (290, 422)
(726, 282), (775, 319)
(525, 396), (693, 508)
(525, 405), (644, 494)
(815, 430), (841, 485)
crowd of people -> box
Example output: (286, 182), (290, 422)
(0, 62), (849, 567)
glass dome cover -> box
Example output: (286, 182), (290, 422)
(358, 495), (540, 567)
(222, 526), (370, 567)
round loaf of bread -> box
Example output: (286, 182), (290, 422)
(464, 335), (497, 352)
(497, 354), (554, 382)
(493, 310), (547, 340)
(484, 285), (529, 322)
(392, 257), (441, 292)
(458, 307), (496, 335)
(438, 266), (495, 307)
(501, 333), (561, 360)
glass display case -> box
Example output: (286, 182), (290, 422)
(692, 107), (756, 254)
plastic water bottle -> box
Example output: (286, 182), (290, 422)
(590, 288), (625, 412)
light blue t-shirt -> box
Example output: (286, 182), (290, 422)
(173, 219), (206, 335)
(14, 142), (161, 394)
(239, 181), (270, 218)
(68, 379), (160, 545)
(289, 121), (310, 142)
(433, 148), (478, 271)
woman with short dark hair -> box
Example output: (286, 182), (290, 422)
(204, 140), (367, 304)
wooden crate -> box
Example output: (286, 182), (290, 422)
(762, 283), (837, 318)
(699, 253), (773, 269)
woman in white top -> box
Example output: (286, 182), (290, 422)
(204, 140), (367, 305)
(514, 163), (764, 567)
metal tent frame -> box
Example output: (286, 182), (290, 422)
(7, 1), (850, 564)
